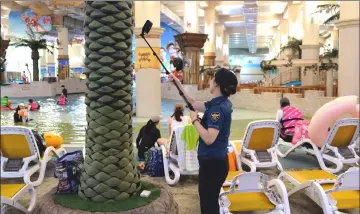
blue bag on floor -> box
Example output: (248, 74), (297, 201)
(54, 150), (84, 194)
(144, 147), (164, 177)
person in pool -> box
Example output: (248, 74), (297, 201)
(14, 103), (29, 123)
(28, 99), (40, 111)
(1, 96), (13, 109)
(57, 94), (67, 105)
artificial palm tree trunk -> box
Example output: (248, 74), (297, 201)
(79, 1), (141, 202)
(31, 49), (40, 81)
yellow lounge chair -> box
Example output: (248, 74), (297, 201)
(1, 172), (37, 214)
(277, 118), (360, 173)
(1, 126), (66, 187)
(279, 167), (360, 214)
(239, 120), (283, 172)
(219, 171), (291, 214)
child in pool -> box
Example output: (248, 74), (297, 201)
(57, 94), (66, 105)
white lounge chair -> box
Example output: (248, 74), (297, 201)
(1, 126), (66, 187)
(238, 120), (283, 172)
(219, 171), (291, 214)
(279, 167), (360, 214)
(277, 118), (360, 173)
(161, 125), (199, 185)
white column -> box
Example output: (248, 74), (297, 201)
(184, 1), (199, 33)
(203, 4), (216, 66)
(329, 26), (339, 50)
(57, 27), (69, 79)
(301, 1), (321, 86)
(223, 31), (229, 67)
(215, 24), (224, 66)
(46, 41), (56, 77)
(279, 20), (289, 57)
(288, 4), (303, 39)
(134, 1), (162, 118)
(273, 30), (281, 58)
(39, 49), (47, 79)
(336, 1), (359, 96)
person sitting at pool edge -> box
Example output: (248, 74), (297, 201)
(276, 97), (304, 142)
(136, 116), (166, 161)
(61, 85), (68, 99)
(168, 103), (191, 137)
(28, 99), (40, 111)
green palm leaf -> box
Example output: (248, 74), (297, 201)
(10, 28), (54, 81)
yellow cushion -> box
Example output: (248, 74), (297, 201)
(247, 128), (275, 151)
(223, 186), (275, 211)
(1, 183), (26, 198)
(328, 188), (360, 209)
(287, 170), (336, 183)
(1, 134), (32, 158)
(330, 125), (357, 148)
(232, 141), (242, 154)
(288, 170), (360, 209)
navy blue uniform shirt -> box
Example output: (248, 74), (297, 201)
(198, 96), (232, 159)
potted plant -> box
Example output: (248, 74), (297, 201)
(260, 60), (277, 72)
(280, 37), (302, 59)
(319, 48), (338, 71)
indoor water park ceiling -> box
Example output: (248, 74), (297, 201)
(1, 1), (338, 53)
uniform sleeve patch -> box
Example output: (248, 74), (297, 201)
(211, 112), (220, 122)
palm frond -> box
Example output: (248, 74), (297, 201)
(315, 4), (340, 14)
(324, 12), (340, 24)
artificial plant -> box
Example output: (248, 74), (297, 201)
(280, 37), (302, 59)
(10, 28), (54, 81)
(260, 60), (277, 72)
(314, 4), (340, 25)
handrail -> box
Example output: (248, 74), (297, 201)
(250, 85), (338, 97)
(271, 67), (301, 86)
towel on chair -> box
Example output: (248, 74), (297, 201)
(181, 125), (199, 151)
(174, 125), (199, 172)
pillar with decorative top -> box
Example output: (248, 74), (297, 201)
(134, 1), (163, 118)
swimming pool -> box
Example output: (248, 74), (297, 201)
(0, 94), (275, 144)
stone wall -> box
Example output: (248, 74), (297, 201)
(161, 82), (345, 118)
(1, 78), (87, 98)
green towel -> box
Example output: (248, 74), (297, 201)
(181, 124), (199, 151)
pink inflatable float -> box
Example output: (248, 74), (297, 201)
(308, 95), (359, 147)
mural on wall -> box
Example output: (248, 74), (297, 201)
(131, 23), (182, 73)
(160, 22), (182, 73)
(9, 9), (52, 37)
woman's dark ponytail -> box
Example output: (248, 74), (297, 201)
(171, 107), (184, 122)
(214, 68), (238, 97)
(221, 85), (237, 97)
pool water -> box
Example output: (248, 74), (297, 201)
(1, 94), (275, 144)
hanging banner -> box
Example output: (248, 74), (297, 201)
(135, 47), (161, 70)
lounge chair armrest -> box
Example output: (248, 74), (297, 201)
(23, 164), (40, 185)
(21, 155), (38, 172)
(267, 179), (291, 214)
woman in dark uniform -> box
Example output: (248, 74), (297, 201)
(169, 68), (238, 214)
